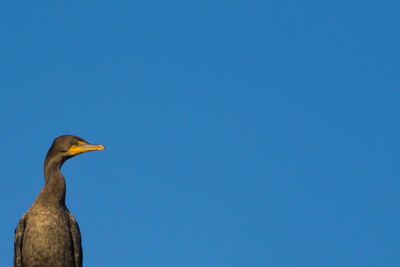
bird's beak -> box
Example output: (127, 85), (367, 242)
(69, 142), (105, 156)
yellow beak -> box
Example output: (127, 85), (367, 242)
(69, 143), (105, 156)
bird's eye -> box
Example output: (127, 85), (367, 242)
(73, 140), (79, 146)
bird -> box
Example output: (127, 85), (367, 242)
(14, 135), (104, 267)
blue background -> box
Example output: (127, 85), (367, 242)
(1, 1), (399, 266)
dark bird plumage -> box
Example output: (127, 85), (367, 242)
(14, 135), (104, 267)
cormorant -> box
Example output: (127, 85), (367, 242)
(14, 135), (104, 267)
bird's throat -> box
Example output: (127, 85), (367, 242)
(42, 157), (67, 206)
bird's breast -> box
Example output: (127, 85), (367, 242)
(21, 207), (75, 267)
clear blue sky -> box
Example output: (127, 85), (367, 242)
(1, 1), (399, 266)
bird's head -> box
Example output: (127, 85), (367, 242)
(45, 135), (104, 169)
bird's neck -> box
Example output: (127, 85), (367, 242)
(40, 156), (67, 206)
